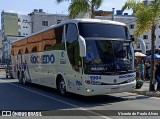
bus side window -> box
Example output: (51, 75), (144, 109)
(53, 25), (65, 50)
(25, 48), (29, 54)
(66, 23), (80, 72)
(32, 46), (37, 53)
(44, 44), (52, 51)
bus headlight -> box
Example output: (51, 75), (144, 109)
(86, 89), (90, 92)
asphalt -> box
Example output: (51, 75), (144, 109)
(133, 80), (160, 97)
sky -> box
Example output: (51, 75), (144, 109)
(0, 0), (143, 25)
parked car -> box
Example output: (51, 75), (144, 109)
(5, 65), (14, 79)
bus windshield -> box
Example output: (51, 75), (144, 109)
(84, 40), (133, 75)
(78, 23), (130, 40)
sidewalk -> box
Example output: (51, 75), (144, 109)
(132, 81), (160, 97)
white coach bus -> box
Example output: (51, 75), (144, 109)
(11, 19), (145, 96)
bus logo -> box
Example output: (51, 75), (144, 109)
(61, 52), (64, 57)
(30, 54), (55, 64)
(113, 79), (117, 83)
(119, 74), (135, 79)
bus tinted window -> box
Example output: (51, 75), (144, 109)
(32, 46), (37, 53)
(78, 23), (130, 40)
(66, 23), (80, 72)
(66, 24), (78, 42)
(25, 48), (29, 53)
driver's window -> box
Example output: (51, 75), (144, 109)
(66, 23), (81, 72)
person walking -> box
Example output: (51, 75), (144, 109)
(145, 61), (151, 81)
(154, 60), (160, 91)
(139, 60), (145, 80)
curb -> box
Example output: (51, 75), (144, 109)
(132, 90), (160, 97)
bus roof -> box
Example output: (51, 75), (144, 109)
(13, 18), (126, 44)
(71, 18), (126, 26)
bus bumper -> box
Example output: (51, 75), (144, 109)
(82, 80), (136, 96)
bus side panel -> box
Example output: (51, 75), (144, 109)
(23, 51), (57, 88)
(56, 50), (86, 95)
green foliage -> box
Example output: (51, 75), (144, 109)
(122, 0), (160, 37)
(122, 0), (160, 91)
(56, 0), (103, 18)
(69, 0), (90, 18)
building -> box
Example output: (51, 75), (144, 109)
(1, 11), (19, 61)
(4, 35), (23, 61)
(18, 15), (32, 36)
(94, 10), (113, 16)
(29, 9), (68, 33)
(0, 30), (2, 48)
(95, 10), (160, 52)
(1, 10), (69, 62)
(0, 30), (2, 62)
(1, 11), (31, 61)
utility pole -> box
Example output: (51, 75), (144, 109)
(112, 8), (115, 21)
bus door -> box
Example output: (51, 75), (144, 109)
(17, 49), (23, 72)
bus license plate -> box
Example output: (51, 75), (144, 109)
(111, 87), (119, 92)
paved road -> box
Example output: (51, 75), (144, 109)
(0, 71), (159, 119)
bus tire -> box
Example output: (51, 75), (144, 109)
(57, 76), (66, 96)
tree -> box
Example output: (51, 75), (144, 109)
(56, 0), (103, 18)
(122, 0), (160, 91)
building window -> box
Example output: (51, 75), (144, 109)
(143, 35), (148, 39)
(18, 32), (21, 36)
(129, 24), (134, 29)
(23, 26), (25, 28)
(26, 27), (28, 28)
(137, 43), (140, 49)
(18, 18), (21, 22)
(146, 45), (149, 49)
(57, 19), (61, 24)
(18, 25), (21, 29)
(42, 21), (48, 26)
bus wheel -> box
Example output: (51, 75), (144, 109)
(57, 77), (66, 96)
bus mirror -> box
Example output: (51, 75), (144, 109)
(135, 38), (146, 54)
(78, 35), (86, 57)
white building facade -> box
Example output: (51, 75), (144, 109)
(29, 9), (68, 33)
(1, 10), (69, 62)
(96, 14), (160, 52)
(18, 15), (32, 36)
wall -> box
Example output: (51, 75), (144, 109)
(30, 12), (68, 33)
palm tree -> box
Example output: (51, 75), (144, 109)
(122, 0), (160, 91)
(56, 0), (103, 18)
